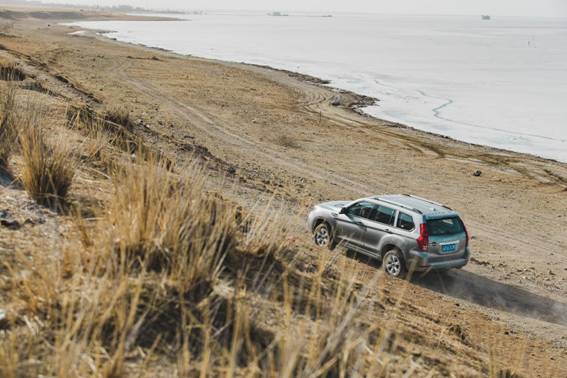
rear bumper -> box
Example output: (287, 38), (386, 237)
(414, 258), (468, 271)
(408, 249), (469, 271)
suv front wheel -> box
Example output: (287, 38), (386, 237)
(313, 223), (337, 250)
(383, 248), (407, 278)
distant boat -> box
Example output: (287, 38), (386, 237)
(481, 15), (491, 20)
(268, 11), (289, 17)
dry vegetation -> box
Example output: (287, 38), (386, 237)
(0, 81), (413, 377)
(0, 64), (26, 82)
(0, 164), (391, 375)
(0, 85), (17, 168)
(19, 103), (74, 208)
(0, 83), (73, 207)
(103, 106), (134, 133)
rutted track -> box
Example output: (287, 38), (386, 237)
(116, 64), (373, 195)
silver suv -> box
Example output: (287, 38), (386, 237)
(307, 194), (470, 277)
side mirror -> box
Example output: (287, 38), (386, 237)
(339, 207), (347, 215)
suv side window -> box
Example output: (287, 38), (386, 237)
(397, 212), (415, 231)
(372, 205), (396, 226)
(347, 201), (376, 220)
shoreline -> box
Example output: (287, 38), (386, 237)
(69, 23), (567, 167)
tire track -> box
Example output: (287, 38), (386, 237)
(116, 64), (372, 195)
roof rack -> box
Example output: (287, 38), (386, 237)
(403, 194), (453, 210)
(374, 197), (423, 214)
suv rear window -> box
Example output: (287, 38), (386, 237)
(397, 212), (415, 231)
(427, 217), (464, 236)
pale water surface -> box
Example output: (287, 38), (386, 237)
(69, 13), (567, 162)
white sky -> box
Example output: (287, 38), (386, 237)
(40, 0), (567, 17)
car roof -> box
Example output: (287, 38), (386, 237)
(370, 194), (459, 218)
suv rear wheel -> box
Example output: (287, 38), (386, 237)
(313, 223), (336, 250)
(383, 248), (406, 278)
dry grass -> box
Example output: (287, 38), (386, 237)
(102, 160), (238, 280)
(67, 104), (138, 152)
(0, 85), (17, 168)
(0, 64), (26, 81)
(67, 104), (167, 164)
(0, 78), (555, 378)
(0, 152), (403, 376)
(104, 106), (134, 133)
(19, 102), (74, 207)
(77, 126), (124, 178)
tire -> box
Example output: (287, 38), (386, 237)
(313, 223), (337, 250)
(383, 248), (407, 278)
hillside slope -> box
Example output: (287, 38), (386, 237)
(0, 10), (566, 377)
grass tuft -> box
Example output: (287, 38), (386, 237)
(104, 160), (236, 281)
(0, 64), (26, 81)
(0, 85), (17, 168)
(104, 106), (134, 132)
(19, 103), (74, 207)
(66, 104), (168, 163)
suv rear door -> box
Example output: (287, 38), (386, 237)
(426, 216), (467, 256)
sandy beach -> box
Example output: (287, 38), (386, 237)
(1, 7), (566, 376)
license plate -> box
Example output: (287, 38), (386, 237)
(441, 243), (457, 253)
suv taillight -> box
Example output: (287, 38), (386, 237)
(417, 223), (429, 251)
